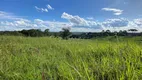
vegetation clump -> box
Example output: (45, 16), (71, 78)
(0, 36), (142, 80)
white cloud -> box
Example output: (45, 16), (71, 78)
(35, 4), (54, 13)
(86, 17), (94, 20)
(61, 12), (102, 29)
(131, 19), (142, 31)
(47, 4), (54, 10)
(61, 12), (87, 26)
(0, 18), (71, 31)
(102, 18), (129, 27)
(35, 6), (48, 12)
(101, 18), (131, 31)
(61, 12), (142, 32)
(0, 20), (33, 31)
(1, 17), (142, 32)
(134, 19), (142, 26)
(102, 8), (123, 15)
(0, 11), (25, 20)
(0, 11), (142, 32)
(34, 19), (44, 24)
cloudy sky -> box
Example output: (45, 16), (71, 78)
(0, 0), (142, 32)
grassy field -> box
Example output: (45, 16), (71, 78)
(0, 36), (142, 80)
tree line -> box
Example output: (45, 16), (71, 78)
(0, 28), (142, 39)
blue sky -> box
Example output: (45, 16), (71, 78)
(0, 0), (142, 32)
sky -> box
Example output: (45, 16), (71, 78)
(0, 0), (142, 32)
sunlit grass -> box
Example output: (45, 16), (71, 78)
(0, 36), (142, 80)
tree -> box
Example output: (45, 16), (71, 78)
(104, 30), (111, 36)
(44, 29), (49, 36)
(61, 27), (71, 39)
(21, 29), (44, 37)
(128, 29), (138, 33)
(118, 30), (127, 36)
(106, 30), (111, 33)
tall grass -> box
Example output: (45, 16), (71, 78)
(0, 36), (142, 80)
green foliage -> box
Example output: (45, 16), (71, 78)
(0, 36), (142, 80)
(61, 28), (71, 39)
(1, 29), (142, 39)
(21, 29), (44, 37)
(44, 29), (49, 36)
(128, 29), (138, 32)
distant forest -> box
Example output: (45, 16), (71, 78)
(0, 28), (142, 39)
